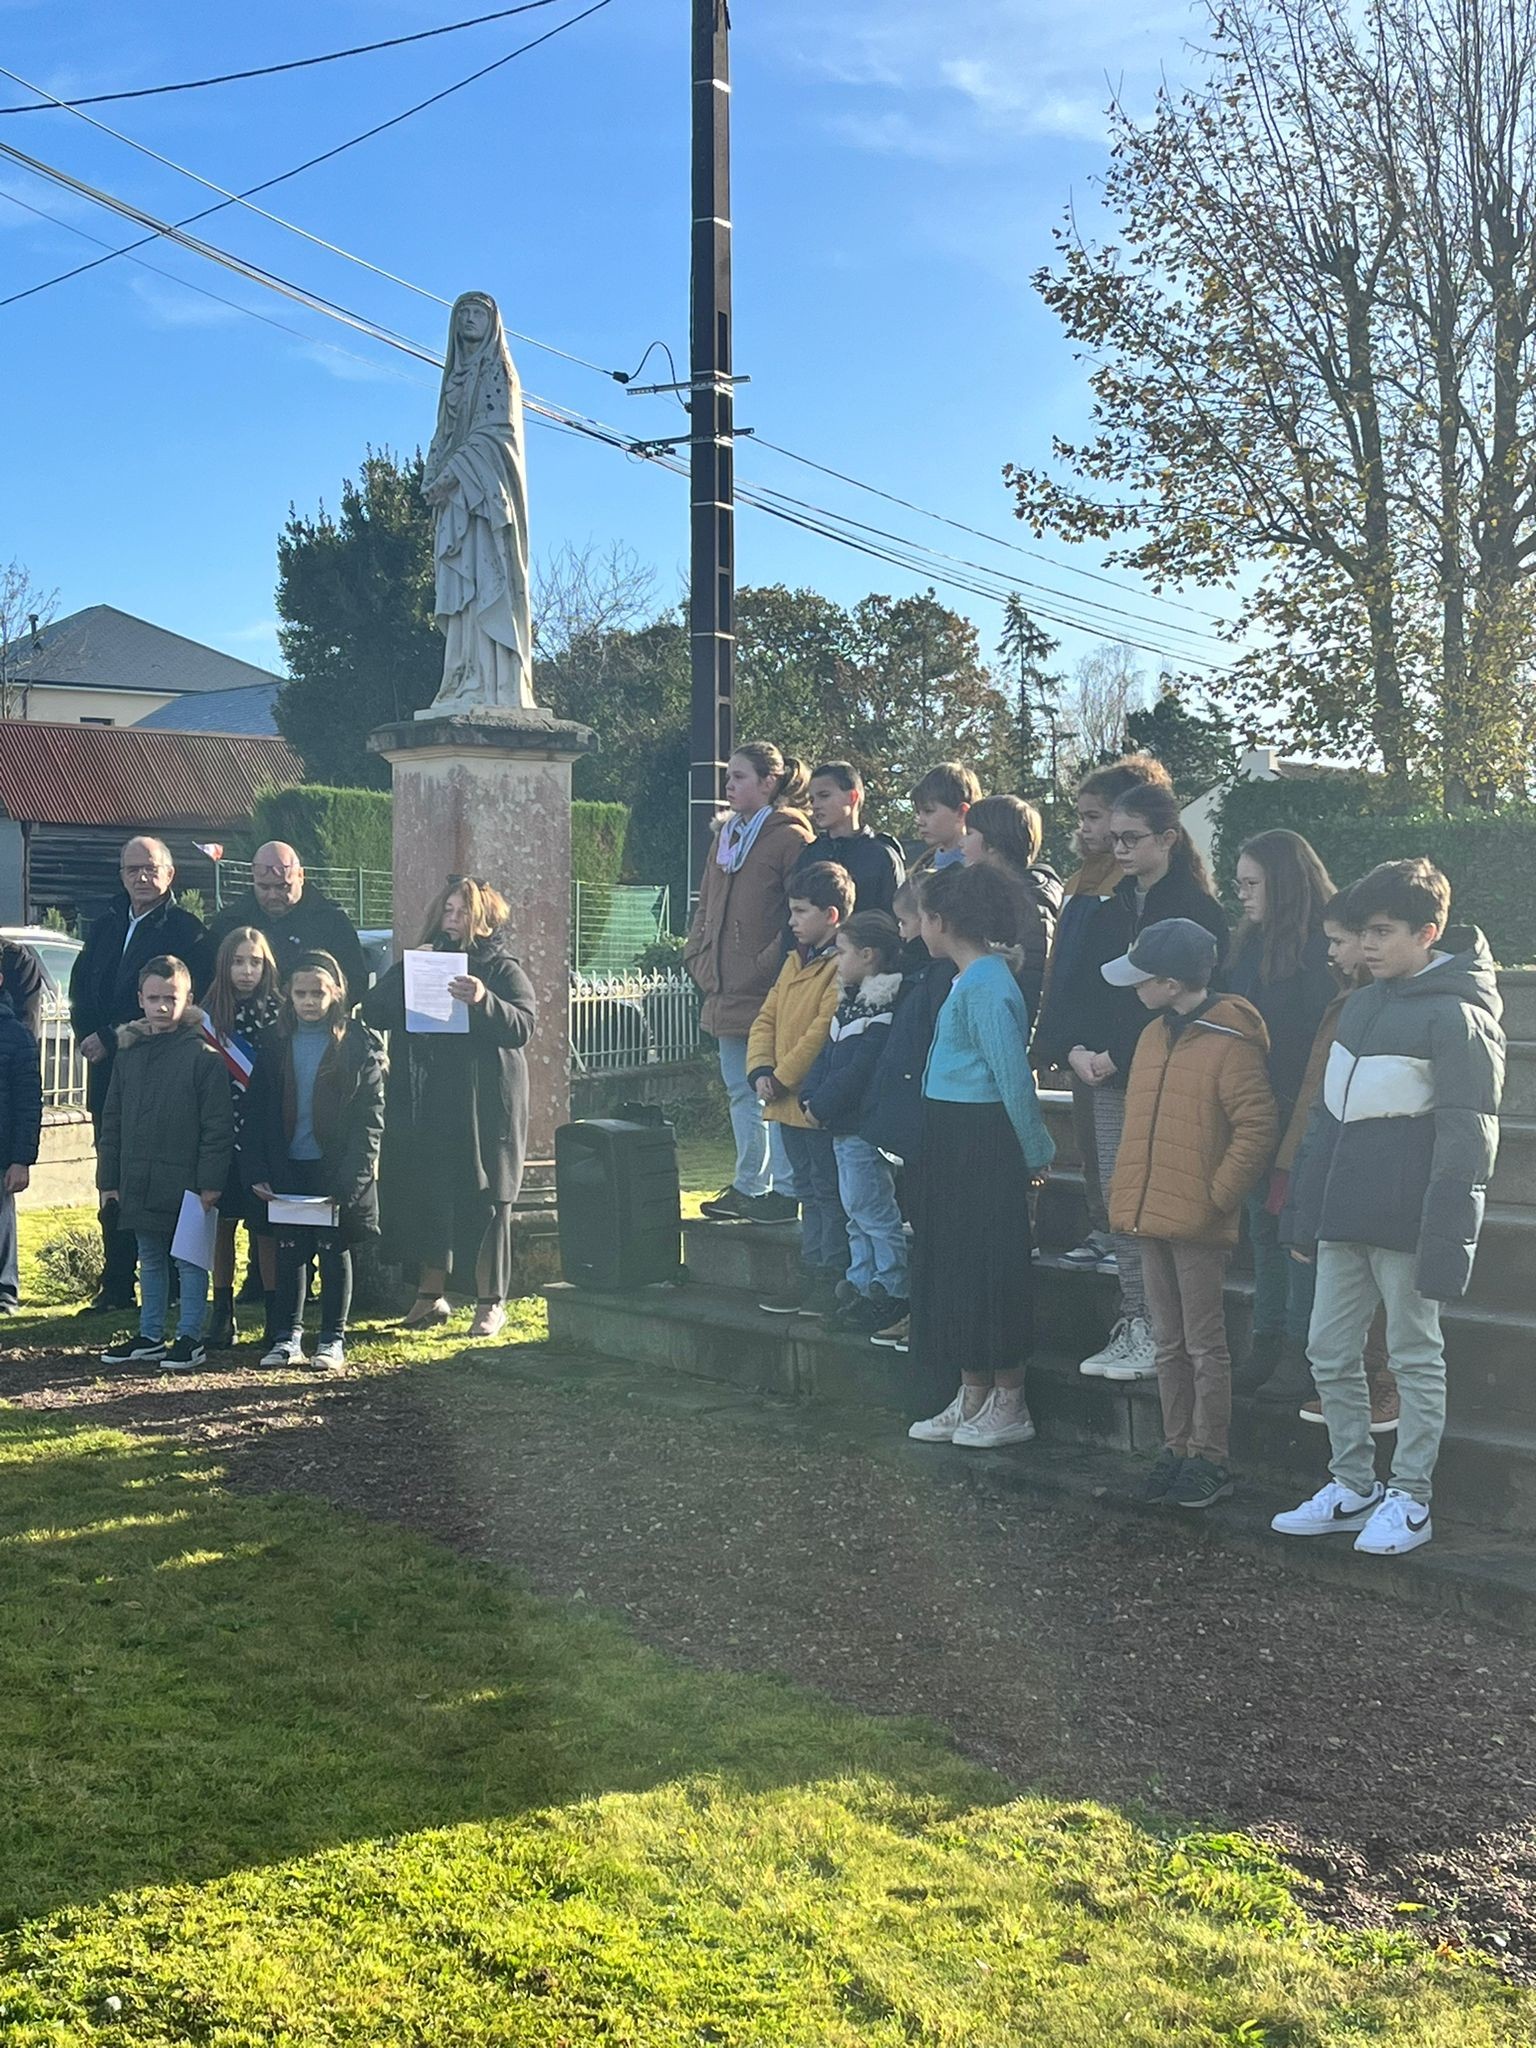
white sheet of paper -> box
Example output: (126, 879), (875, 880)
(267, 1194), (340, 1229)
(403, 948), (470, 1034)
(170, 1189), (218, 1270)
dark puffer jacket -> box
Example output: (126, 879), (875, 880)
(1285, 927), (1505, 1300)
(1225, 925), (1338, 1124)
(857, 942), (957, 1166)
(241, 1018), (388, 1245)
(97, 1009), (234, 1237)
(0, 1011), (42, 1172)
(802, 969), (904, 1133)
(791, 828), (906, 917)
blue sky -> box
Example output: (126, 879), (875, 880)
(0, 0), (1229, 688)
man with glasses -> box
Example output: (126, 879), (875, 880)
(204, 841), (366, 1002)
(68, 836), (209, 1311)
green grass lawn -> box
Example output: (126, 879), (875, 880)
(5, 1155), (1533, 2041)
(0, 1412), (1528, 2046)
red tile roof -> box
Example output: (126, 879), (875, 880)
(0, 721), (304, 829)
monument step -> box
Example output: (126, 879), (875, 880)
(545, 1278), (1536, 1534)
(1499, 970), (1536, 1040)
(1503, 1039), (1536, 1117)
(679, 1217), (1536, 1427)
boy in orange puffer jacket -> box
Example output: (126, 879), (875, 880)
(1104, 919), (1278, 1510)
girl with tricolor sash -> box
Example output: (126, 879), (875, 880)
(200, 926), (281, 1350)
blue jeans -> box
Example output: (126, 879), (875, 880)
(136, 1233), (208, 1343)
(717, 1035), (795, 1198)
(779, 1124), (845, 1272)
(833, 1134), (908, 1298)
(1248, 1191), (1315, 1342)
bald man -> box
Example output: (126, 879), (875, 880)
(69, 834), (209, 1309)
(204, 841), (366, 1002)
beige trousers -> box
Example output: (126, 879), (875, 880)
(1141, 1238), (1232, 1462)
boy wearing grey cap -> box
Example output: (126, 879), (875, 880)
(1102, 919), (1278, 1508)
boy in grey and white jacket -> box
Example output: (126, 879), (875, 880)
(1275, 862), (1505, 1559)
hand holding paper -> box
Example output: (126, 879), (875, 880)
(171, 1189), (219, 1271)
(404, 949), (470, 1034)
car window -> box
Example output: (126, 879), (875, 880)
(33, 942), (80, 993)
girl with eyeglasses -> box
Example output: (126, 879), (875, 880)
(1066, 780), (1229, 1383)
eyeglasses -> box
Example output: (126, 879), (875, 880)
(1109, 830), (1153, 850)
(120, 863), (167, 879)
(253, 863), (300, 880)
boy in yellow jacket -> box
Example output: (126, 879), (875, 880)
(1103, 918), (1277, 1510)
(746, 861), (855, 1317)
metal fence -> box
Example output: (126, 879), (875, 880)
(39, 1013), (90, 1112)
(212, 859), (393, 927)
(569, 967), (703, 1074)
(571, 882), (671, 971)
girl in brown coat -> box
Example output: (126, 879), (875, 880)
(1103, 918), (1277, 1511)
(683, 742), (814, 1220)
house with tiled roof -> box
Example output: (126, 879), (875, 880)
(10, 605), (283, 726)
(0, 721), (303, 923)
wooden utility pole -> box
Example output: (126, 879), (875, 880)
(688, 0), (734, 898)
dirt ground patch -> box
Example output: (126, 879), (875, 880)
(6, 1331), (1536, 1976)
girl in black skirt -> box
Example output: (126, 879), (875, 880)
(907, 864), (1055, 1450)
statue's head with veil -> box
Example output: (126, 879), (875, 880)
(419, 290), (535, 715)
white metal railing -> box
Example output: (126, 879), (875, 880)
(39, 1007), (89, 1113)
(569, 968), (703, 1074)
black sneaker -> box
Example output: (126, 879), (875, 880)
(750, 1191), (800, 1223)
(1141, 1448), (1186, 1505)
(81, 1291), (137, 1317)
(1169, 1456), (1235, 1510)
(759, 1278), (806, 1314)
(700, 1186), (755, 1221)
(834, 1292), (909, 1335)
(161, 1335), (208, 1371)
(797, 1270), (843, 1319)
(100, 1335), (166, 1367)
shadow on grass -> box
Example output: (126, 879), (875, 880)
(0, 1410), (994, 1928)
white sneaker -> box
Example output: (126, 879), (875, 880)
(1353, 1488), (1433, 1556)
(312, 1339), (346, 1370)
(1079, 1317), (1130, 1377)
(260, 1338), (306, 1368)
(1270, 1479), (1385, 1537)
(952, 1388), (1037, 1448)
(908, 1387), (973, 1443)
(1098, 1315), (1158, 1382)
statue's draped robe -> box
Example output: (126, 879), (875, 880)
(425, 297), (534, 712)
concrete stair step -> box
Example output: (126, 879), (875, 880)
(1503, 1039), (1536, 1117)
(545, 1274), (1536, 1533)
(1500, 971), (1536, 1040)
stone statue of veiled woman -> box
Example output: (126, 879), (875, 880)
(418, 291), (535, 715)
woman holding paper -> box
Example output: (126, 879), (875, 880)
(361, 877), (536, 1339)
(242, 951), (387, 1370)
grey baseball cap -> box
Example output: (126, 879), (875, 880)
(1101, 917), (1219, 987)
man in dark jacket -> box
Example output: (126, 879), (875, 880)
(204, 842), (367, 1002)
(69, 836), (209, 1309)
(792, 763), (905, 916)
(1274, 861), (1505, 1560)
(0, 955), (43, 1315)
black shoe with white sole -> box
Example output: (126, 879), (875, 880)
(161, 1335), (208, 1371)
(1168, 1456), (1234, 1509)
(100, 1335), (167, 1367)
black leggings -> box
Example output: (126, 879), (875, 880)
(274, 1232), (352, 1343)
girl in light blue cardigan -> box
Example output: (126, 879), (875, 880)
(908, 864), (1054, 1450)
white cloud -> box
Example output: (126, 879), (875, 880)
(768, 0), (1195, 156)
(127, 275), (242, 329)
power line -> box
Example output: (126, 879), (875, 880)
(0, 0), (620, 370)
(1, 136), (1235, 670)
(0, 3), (570, 117)
(749, 434), (1223, 627)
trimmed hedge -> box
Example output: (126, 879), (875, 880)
(1213, 776), (1536, 966)
(251, 786), (393, 872)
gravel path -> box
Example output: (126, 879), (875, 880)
(6, 1333), (1536, 1973)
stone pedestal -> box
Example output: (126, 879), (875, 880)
(368, 707), (596, 1168)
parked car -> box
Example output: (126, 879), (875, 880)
(1, 925), (87, 1108)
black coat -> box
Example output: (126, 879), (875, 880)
(791, 829), (906, 916)
(1225, 926), (1338, 1122)
(361, 931), (537, 1207)
(857, 942), (957, 1166)
(1069, 868), (1230, 1086)
(0, 1011), (42, 1172)
(98, 1010), (234, 1238)
(206, 887), (367, 1006)
(0, 941), (44, 1039)
(241, 1018), (388, 1245)
(69, 892), (210, 1121)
